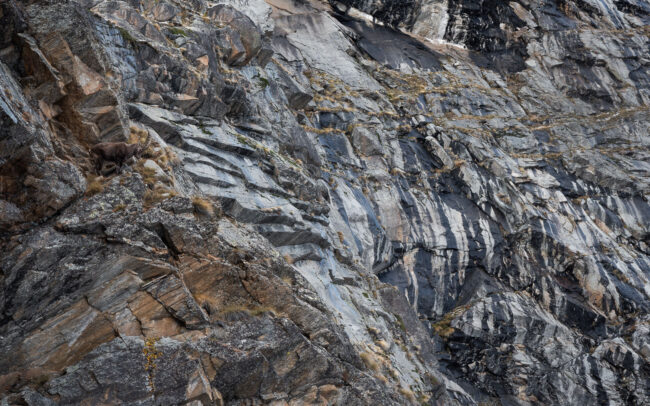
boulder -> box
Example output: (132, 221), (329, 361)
(151, 1), (178, 22)
(207, 5), (262, 66)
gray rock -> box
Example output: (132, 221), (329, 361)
(1, 0), (650, 405)
(208, 4), (262, 66)
(151, 1), (177, 22)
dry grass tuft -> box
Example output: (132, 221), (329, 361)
(138, 166), (158, 187)
(192, 196), (214, 216)
(282, 254), (295, 265)
(113, 203), (127, 212)
(398, 387), (417, 403)
(219, 304), (276, 317)
(85, 174), (105, 196)
(376, 340), (391, 352)
(143, 187), (178, 209)
(375, 373), (389, 384)
(360, 352), (380, 371)
(301, 124), (345, 135)
(431, 304), (470, 338)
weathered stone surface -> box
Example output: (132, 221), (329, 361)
(1, 0), (649, 405)
(151, 1), (178, 22)
(207, 4), (263, 66)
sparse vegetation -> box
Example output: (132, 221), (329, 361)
(394, 314), (406, 332)
(30, 373), (51, 388)
(169, 27), (188, 37)
(398, 386), (417, 403)
(143, 187), (178, 209)
(138, 165), (159, 187)
(375, 373), (389, 384)
(425, 372), (440, 386)
(118, 27), (137, 46)
(376, 339), (390, 352)
(257, 76), (269, 89)
(301, 124), (345, 135)
(192, 196), (214, 216)
(612, 268), (631, 284)
(219, 304), (276, 317)
(360, 351), (380, 371)
(367, 326), (380, 336)
(282, 254), (295, 265)
(432, 304), (471, 338)
(197, 122), (210, 135)
(113, 203), (127, 212)
(85, 174), (105, 196)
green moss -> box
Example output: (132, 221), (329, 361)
(394, 314), (406, 332)
(197, 121), (210, 135)
(235, 133), (252, 147)
(169, 27), (188, 37)
(118, 27), (137, 46)
(257, 76), (270, 89)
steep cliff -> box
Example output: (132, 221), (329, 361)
(1, 0), (649, 405)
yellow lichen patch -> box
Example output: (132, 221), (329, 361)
(143, 337), (162, 393)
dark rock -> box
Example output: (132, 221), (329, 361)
(2, 1), (650, 405)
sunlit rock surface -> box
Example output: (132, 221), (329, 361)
(1, 0), (648, 404)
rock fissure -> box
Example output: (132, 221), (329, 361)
(1, 0), (649, 404)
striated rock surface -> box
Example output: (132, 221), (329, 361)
(1, 0), (649, 405)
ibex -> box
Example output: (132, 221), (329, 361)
(91, 130), (151, 174)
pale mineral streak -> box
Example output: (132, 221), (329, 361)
(0, 0), (648, 404)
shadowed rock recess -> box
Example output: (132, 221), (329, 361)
(0, 0), (649, 404)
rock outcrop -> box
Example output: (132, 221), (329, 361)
(1, 0), (649, 405)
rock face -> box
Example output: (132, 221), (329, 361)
(1, 0), (649, 405)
